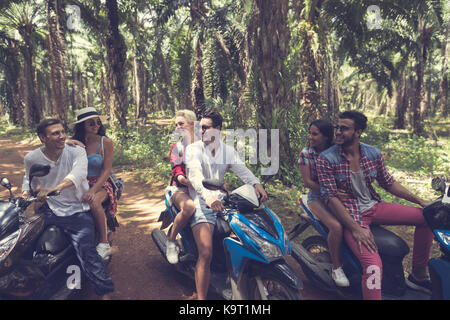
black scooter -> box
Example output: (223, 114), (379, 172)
(289, 190), (439, 300)
(0, 164), (114, 299)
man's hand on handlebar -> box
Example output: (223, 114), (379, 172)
(36, 187), (60, 202)
(205, 196), (225, 212)
(254, 183), (268, 203)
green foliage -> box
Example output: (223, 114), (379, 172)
(385, 134), (446, 175)
(362, 115), (448, 175)
(360, 117), (391, 149)
(112, 122), (172, 182)
(0, 119), (35, 140)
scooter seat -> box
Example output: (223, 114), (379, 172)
(371, 225), (409, 258)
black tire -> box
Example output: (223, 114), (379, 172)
(151, 228), (168, 259)
(302, 235), (332, 264)
(247, 274), (302, 300)
(298, 235), (335, 292)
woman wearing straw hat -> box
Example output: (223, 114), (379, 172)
(71, 107), (117, 260)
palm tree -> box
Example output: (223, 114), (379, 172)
(0, 32), (23, 125)
(0, 2), (46, 126)
(322, 0), (443, 135)
(247, 0), (293, 180)
(105, 0), (129, 130)
(47, 0), (69, 127)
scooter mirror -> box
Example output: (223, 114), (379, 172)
(431, 177), (446, 194)
(29, 164), (51, 179)
(0, 177), (11, 190)
(28, 164), (51, 195)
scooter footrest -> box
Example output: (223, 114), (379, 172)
(179, 253), (196, 263)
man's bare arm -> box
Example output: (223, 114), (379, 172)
(386, 181), (428, 207)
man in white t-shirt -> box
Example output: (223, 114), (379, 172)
(22, 118), (114, 298)
(185, 110), (267, 300)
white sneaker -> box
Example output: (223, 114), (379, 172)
(332, 266), (350, 287)
(96, 243), (113, 260)
(166, 240), (179, 264)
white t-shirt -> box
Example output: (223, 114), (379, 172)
(185, 140), (260, 209)
(22, 145), (90, 217)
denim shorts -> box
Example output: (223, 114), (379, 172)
(307, 190), (322, 204)
(190, 202), (217, 228)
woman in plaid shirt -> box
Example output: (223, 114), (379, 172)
(299, 119), (350, 287)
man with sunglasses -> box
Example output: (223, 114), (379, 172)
(184, 110), (267, 300)
(316, 110), (433, 300)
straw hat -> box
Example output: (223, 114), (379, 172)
(72, 107), (109, 126)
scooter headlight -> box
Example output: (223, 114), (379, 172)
(0, 229), (20, 262)
(234, 218), (282, 260)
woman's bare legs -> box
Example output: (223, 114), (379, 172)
(192, 222), (215, 300)
(169, 191), (195, 242)
(308, 200), (344, 269)
(89, 189), (109, 243)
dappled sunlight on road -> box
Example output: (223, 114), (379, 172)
(114, 171), (166, 234)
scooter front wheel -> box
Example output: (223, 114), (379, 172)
(301, 236), (331, 264)
(247, 274), (302, 300)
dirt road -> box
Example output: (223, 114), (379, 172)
(0, 137), (336, 300)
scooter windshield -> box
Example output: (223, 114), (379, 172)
(242, 209), (279, 239)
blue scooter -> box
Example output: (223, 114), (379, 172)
(152, 180), (302, 300)
(288, 179), (449, 300)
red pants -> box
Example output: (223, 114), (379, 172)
(344, 202), (433, 300)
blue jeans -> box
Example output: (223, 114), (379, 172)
(307, 190), (322, 204)
(39, 204), (115, 296)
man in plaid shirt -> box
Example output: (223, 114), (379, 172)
(316, 110), (433, 300)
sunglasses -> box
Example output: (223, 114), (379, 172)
(201, 125), (213, 131)
(87, 119), (102, 127)
(334, 125), (352, 132)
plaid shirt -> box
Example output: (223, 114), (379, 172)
(298, 146), (319, 182)
(316, 143), (395, 226)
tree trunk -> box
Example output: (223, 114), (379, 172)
(99, 52), (111, 115)
(439, 23), (449, 118)
(300, 24), (322, 122)
(105, 0), (128, 130)
(394, 71), (407, 129)
(248, 0), (291, 180)
(20, 41), (41, 126)
(249, 0), (289, 126)
(47, 0), (69, 127)
(412, 22), (432, 136)
(5, 39), (24, 125)
(190, 0), (208, 118)
(193, 33), (206, 118)
(154, 28), (176, 114)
